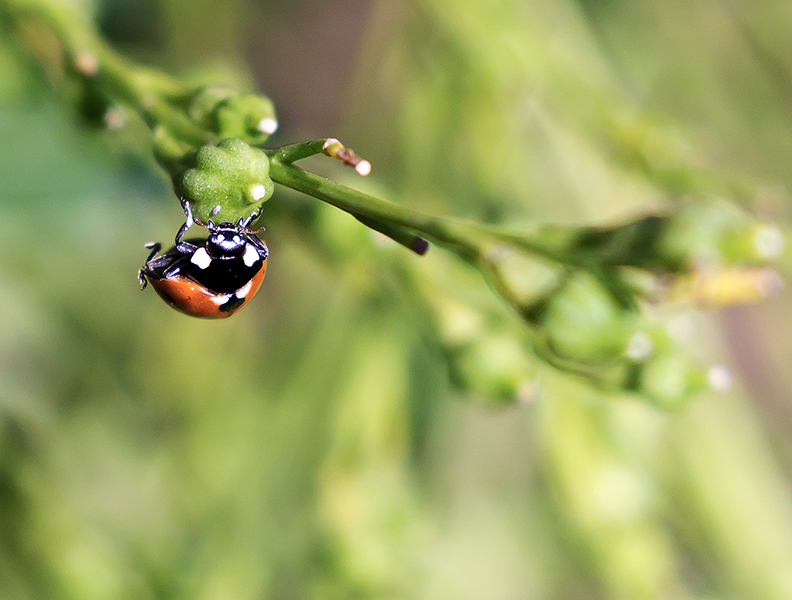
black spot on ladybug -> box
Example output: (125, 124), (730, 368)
(219, 295), (245, 313)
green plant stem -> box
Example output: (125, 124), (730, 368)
(268, 158), (489, 261)
(3, 0), (586, 271)
(2, 0), (208, 148)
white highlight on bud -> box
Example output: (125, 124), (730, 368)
(103, 108), (126, 130)
(191, 247), (212, 269)
(708, 365), (733, 392)
(754, 225), (785, 259)
(355, 160), (372, 176)
(75, 51), (99, 76)
(250, 184), (268, 201)
(257, 117), (278, 135)
(625, 332), (653, 362)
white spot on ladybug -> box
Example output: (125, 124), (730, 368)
(237, 280), (253, 298)
(243, 244), (260, 267)
(191, 247), (212, 269)
(250, 184), (268, 201)
(211, 294), (233, 306)
(258, 117), (278, 135)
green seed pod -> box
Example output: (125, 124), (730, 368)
(187, 86), (278, 144)
(539, 272), (638, 364)
(637, 351), (708, 410)
(449, 333), (538, 404)
(176, 138), (274, 225)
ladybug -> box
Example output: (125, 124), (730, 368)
(139, 219), (268, 318)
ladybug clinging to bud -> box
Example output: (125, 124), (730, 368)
(139, 203), (268, 318)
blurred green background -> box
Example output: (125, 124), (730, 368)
(3, 0), (792, 598)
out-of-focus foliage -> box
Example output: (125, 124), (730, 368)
(2, 1), (792, 599)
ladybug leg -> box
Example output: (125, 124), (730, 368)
(175, 240), (198, 254)
(239, 216), (268, 254)
(248, 234), (269, 259)
(175, 199), (195, 251)
(240, 209), (260, 229)
(144, 241), (162, 262)
(138, 242), (162, 290)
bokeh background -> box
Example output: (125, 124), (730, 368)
(3, 0), (792, 598)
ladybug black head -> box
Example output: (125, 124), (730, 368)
(207, 223), (246, 259)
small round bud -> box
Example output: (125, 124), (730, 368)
(177, 138), (273, 225)
(659, 197), (781, 268)
(638, 351), (708, 410)
(186, 86), (278, 144)
(450, 333), (538, 404)
(540, 273), (638, 363)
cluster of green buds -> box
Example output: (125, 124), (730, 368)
(476, 196), (784, 408)
(180, 86), (278, 145)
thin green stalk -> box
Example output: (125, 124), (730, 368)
(267, 158), (488, 262)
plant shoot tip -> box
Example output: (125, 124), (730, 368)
(257, 117), (278, 135)
(412, 237), (430, 255)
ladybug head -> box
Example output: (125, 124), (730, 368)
(207, 223), (246, 259)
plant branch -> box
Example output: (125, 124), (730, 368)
(2, 0), (782, 405)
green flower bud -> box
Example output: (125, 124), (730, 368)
(176, 138), (274, 225)
(187, 86), (278, 143)
(637, 351), (708, 410)
(450, 333), (538, 404)
(540, 272), (638, 363)
(659, 197), (783, 268)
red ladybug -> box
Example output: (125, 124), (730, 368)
(139, 221), (268, 318)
